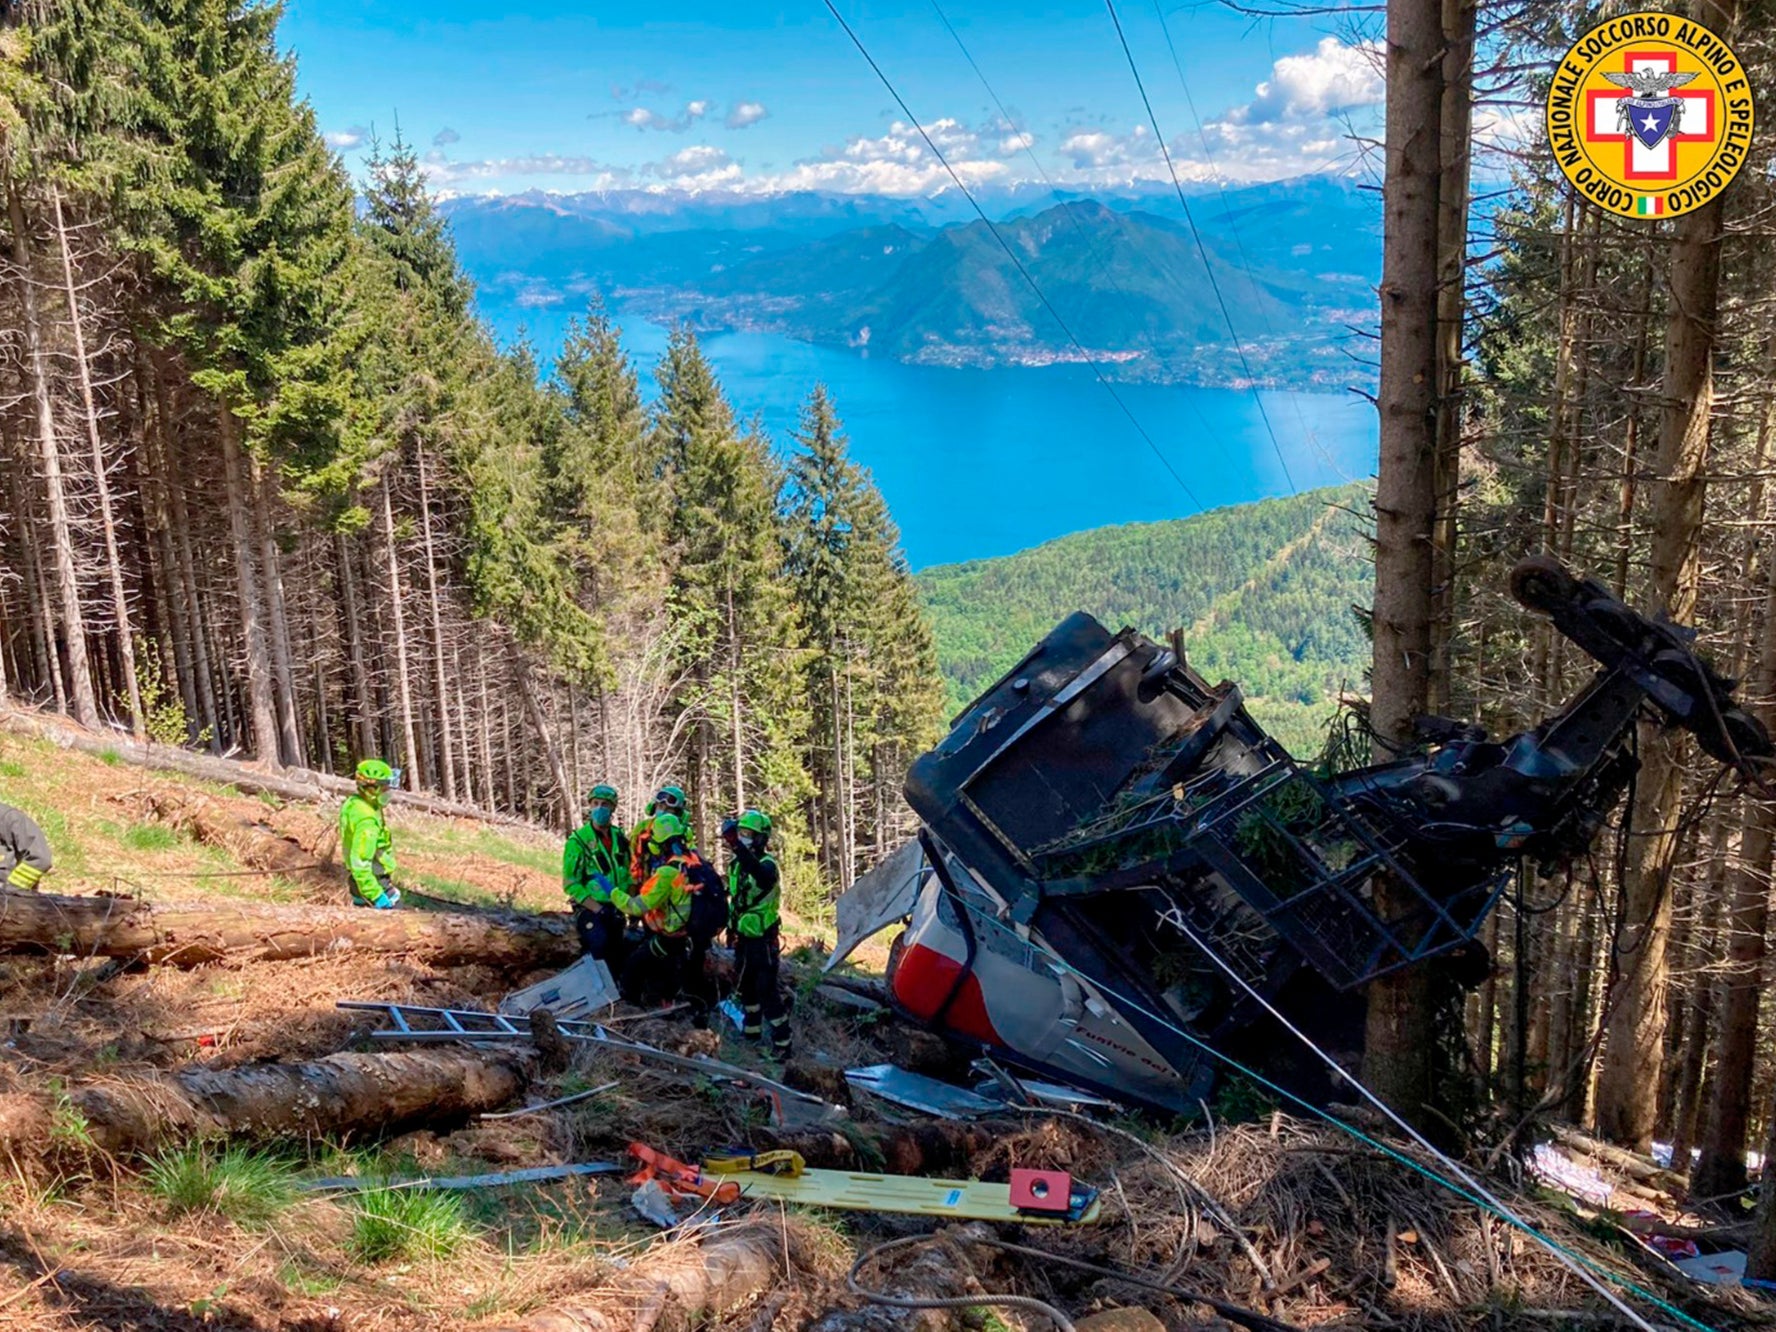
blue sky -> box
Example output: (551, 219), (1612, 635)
(278, 0), (1387, 196)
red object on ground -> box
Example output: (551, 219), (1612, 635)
(1009, 1167), (1074, 1213)
(626, 1141), (741, 1204)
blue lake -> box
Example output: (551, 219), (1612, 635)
(481, 301), (1379, 570)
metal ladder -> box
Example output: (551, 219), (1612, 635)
(337, 1001), (839, 1120)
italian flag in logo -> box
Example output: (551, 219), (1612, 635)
(1636, 195), (1666, 217)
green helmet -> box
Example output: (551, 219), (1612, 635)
(650, 812), (687, 846)
(653, 784), (688, 813)
(587, 783), (618, 805)
(737, 809), (772, 836)
(356, 758), (394, 785)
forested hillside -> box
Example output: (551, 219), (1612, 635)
(0, 0), (944, 900)
(918, 485), (1372, 752)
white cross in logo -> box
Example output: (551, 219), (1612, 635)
(1587, 50), (1714, 181)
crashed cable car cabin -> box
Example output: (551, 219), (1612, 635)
(873, 556), (1773, 1116)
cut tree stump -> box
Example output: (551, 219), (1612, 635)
(495, 1228), (780, 1332)
(0, 1049), (528, 1157)
(0, 886), (579, 970)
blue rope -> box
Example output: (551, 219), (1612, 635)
(958, 899), (1721, 1332)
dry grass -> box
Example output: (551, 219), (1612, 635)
(0, 731), (1755, 1330)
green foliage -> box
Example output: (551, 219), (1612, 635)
(144, 1145), (296, 1227)
(123, 823), (179, 851)
(919, 484), (1374, 756)
(136, 647), (212, 748)
(348, 1186), (473, 1263)
(46, 1082), (93, 1151)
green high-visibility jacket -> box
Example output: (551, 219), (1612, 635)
(614, 853), (703, 936)
(727, 846), (780, 938)
(564, 824), (631, 905)
(339, 794), (395, 901)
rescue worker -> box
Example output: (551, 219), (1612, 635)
(612, 811), (708, 1006)
(563, 783), (631, 964)
(340, 759), (402, 908)
(722, 808), (790, 1058)
(0, 801), (53, 892)
(628, 783), (693, 882)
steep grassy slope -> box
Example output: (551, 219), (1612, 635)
(917, 484), (1374, 754)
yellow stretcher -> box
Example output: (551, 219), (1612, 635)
(700, 1150), (1101, 1225)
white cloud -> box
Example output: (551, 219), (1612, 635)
(1057, 124), (1151, 170)
(1220, 37), (1383, 125)
(1172, 37), (1384, 180)
(726, 100), (769, 130)
(423, 154), (632, 189)
(658, 144), (730, 173)
(623, 100), (712, 133)
(433, 127), (461, 147)
(998, 131), (1036, 155)
(325, 126), (369, 151)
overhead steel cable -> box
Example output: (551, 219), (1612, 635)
(926, 0), (1223, 446)
(1150, 0), (1340, 481)
(1102, 0), (1298, 493)
(819, 0), (1205, 511)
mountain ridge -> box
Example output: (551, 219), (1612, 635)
(445, 177), (1381, 391)
(916, 483), (1375, 755)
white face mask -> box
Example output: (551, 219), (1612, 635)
(739, 832), (760, 851)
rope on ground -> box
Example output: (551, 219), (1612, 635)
(1033, 1106), (1272, 1290)
(976, 1237), (1307, 1332)
(847, 1234), (1075, 1332)
(957, 897), (1709, 1332)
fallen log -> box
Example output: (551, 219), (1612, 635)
(139, 789), (330, 885)
(496, 1228), (780, 1332)
(0, 886), (579, 970)
(2, 706), (548, 831)
(1549, 1125), (1690, 1196)
(0, 1049), (528, 1157)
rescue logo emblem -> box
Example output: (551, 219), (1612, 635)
(1546, 14), (1754, 219)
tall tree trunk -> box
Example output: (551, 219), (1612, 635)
(335, 533), (377, 756)
(252, 457), (302, 764)
(165, 411), (221, 751)
(1594, 148), (1734, 1153)
(1425, 0), (1475, 716)
(1694, 587), (1776, 1193)
(415, 445), (457, 800)
(1363, 0), (1445, 1126)
(727, 586), (745, 821)
(4, 446), (63, 714)
(381, 475), (421, 784)
(518, 665), (573, 829)
(52, 187), (142, 736)
(216, 404), (279, 764)
(8, 175), (97, 727)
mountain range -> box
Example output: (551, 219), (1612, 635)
(442, 176), (1381, 391)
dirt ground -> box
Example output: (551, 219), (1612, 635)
(0, 728), (1757, 1331)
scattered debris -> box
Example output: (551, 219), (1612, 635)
(480, 1081), (620, 1120)
(301, 1162), (623, 1193)
(500, 956), (619, 1020)
(845, 1063), (1001, 1119)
